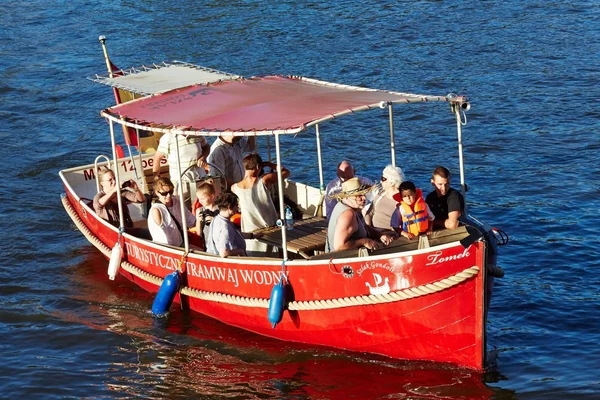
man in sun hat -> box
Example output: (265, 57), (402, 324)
(326, 177), (394, 252)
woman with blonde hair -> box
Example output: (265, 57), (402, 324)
(93, 168), (145, 228)
(364, 164), (405, 231)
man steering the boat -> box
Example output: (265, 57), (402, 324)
(326, 178), (394, 252)
(151, 132), (211, 201)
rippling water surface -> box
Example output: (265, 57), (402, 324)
(1, 1), (599, 398)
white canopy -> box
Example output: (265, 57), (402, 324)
(88, 61), (241, 96)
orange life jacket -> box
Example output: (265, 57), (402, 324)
(399, 196), (429, 235)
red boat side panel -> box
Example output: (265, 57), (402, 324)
(63, 187), (488, 369)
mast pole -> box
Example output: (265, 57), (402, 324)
(98, 35), (114, 78)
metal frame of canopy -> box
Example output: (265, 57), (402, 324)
(96, 61), (471, 261)
(99, 76), (451, 137)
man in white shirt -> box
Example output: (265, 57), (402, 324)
(152, 133), (210, 199)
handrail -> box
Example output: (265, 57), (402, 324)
(93, 155), (112, 193)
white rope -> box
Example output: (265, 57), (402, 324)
(63, 196), (480, 311)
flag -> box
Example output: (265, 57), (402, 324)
(108, 60), (139, 147)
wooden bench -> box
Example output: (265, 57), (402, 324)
(309, 226), (472, 260)
(252, 216), (328, 259)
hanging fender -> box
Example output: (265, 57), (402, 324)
(107, 242), (122, 280)
(152, 271), (181, 316)
(268, 278), (286, 328)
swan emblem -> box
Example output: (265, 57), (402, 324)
(365, 273), (391, 295)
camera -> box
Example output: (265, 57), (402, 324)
(121, 180), (132, 188)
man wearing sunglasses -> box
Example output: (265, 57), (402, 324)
(148, 177), (197, 246)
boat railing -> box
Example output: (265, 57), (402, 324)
(94, 155), (113, 193)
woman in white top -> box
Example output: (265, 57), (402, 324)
(148, 177), (196, 246)
(364, 164), (405, 232)
(231, 153), (290, 256)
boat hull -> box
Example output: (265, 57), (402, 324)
(62, 185), (490, 370)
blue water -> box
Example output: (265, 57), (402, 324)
(1, 1), (599, 398)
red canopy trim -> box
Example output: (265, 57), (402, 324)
(100, 76), (449, 136)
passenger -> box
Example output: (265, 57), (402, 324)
(425, 166), (465, 230)
(326, 178), (394, 252)
(194, 182), (219, 240)
(231, 153), (290, 232)
(391, 181), (435, 239)
(148, 177), (197, 246)
(206, 192), (258, 258)
(93, 168), (145, 228)
(152, 132), (210, 201)
(207, 134), (256, 187)
(232, 153), (290, 256)
(364, 164), (405, 231)
(324, 160), (372, 219)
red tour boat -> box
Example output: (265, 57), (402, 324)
(60, 37), (505, 371)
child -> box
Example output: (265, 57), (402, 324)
(391, 181), (435, 239)
(195, 182), (220, 240)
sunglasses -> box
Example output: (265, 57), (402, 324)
(157, 189), (174, 196)
(381, 176), (387, 182)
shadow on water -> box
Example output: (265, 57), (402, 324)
(51, 248), (518, 399)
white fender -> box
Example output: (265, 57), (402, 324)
(108, 242), (122, 280)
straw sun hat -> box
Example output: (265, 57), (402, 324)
(330, 177), (373, 199)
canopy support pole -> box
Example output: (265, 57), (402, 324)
(109, 119), (126, 232)
(387, 103), (396, 167)
(135, 126), (144, 189)
(315, 124), (325, 218)
(126, 142), (139, 181)
(174, 134), (190, 252)
(315, 124), (325, 192)
(266, 136), (272, 163)
(274, 133), (289, 261)
(453, 105), (468, 215)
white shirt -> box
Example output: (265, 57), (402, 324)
(148, 196), (197, 246)
(157, 133), (208, 183)
(207, 137), (254, 184)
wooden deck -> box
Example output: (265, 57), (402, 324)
(252, 216), (328, 259)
